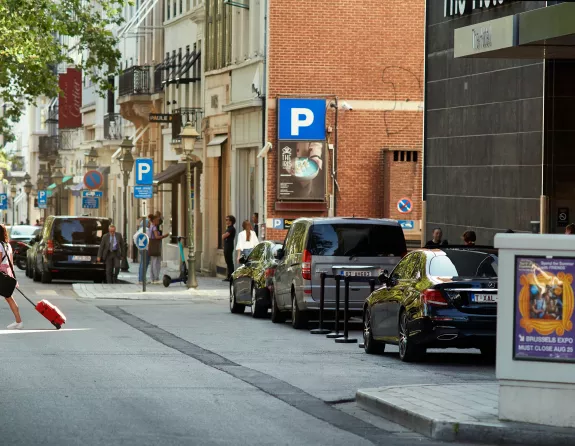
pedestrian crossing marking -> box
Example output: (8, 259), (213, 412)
(35, 290), (58, 295)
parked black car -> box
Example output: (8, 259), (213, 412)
(363, 247), (498, 362)
(9, 225), (42, 270)
(230, 241), (283, 318)
(31, 216), (111, 283)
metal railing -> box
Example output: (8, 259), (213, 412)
(104, 113), (123, 140)
(119, 66), (151, 97)
(171, 108), (203, 143)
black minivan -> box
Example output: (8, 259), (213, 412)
(32, 216), (111, 284)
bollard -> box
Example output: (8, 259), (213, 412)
(326, 275), (342, 338)
(335, 276), (357, 343)
(311, 273), (331, 334)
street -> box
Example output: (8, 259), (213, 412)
(0, 273), (495, 446)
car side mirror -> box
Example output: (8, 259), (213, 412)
(378, 270), (390, 285)
(276, 249), (285, 260)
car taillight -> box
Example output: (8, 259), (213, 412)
(302, 249), (312, 280)
(421, 289), (449, 306)
(265, 268), (275, 279)
(47, 240), (54, 256)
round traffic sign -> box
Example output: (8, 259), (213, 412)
(397, 197), (413, 214)
(135, 232), (149, 251)
(84, 170), (104, 190)
(559, 212), (568, 222)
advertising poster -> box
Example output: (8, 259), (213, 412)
(277, 141), (326, 201)
(59, 68), (82, 129)
(514, 256), (575, 362)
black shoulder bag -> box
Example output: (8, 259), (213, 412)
(0, 242), (17, 298)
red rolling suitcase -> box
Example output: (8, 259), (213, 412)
(18, 290), (67, 329)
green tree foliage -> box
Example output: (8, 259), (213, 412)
(0, 0), (128, 141)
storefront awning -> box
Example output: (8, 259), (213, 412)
(154, 163), (186, 184)
(454, 2), (575, 59)
(47, 176), (73, 190)
(207, 135), (227, 158)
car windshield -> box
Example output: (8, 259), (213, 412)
(308, 223), (406, 257)
(429, 250), (499, 278)
(53, 218), (109, 245)
(10, 226), (40, 237)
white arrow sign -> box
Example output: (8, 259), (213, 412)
(136, 233), (149, 251)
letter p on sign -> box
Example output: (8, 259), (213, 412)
(135, 158), (154, 185)
(278, 98), (326, 140)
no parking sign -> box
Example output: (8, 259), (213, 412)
(397, 197), (413, 214)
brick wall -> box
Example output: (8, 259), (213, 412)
(266, 0), (424, 241)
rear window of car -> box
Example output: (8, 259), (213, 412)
(52, 219), (110, 245)
(10, 226), (40, 237)
(307, 223), (406, 257)
(429, 250), (499, 278)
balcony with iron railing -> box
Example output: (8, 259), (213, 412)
(104, 113), (123, 140)
(38, 135), (59, 160)
(119, 66), (151, 97)
(171, 108), (203, 144)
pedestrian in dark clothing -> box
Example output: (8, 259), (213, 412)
(425, 227), (448, 248)
(97, 225), (126, 284)
(463, 230), (477, 246)
(252, 213), (259, 238)
(222, 215), (236, 281)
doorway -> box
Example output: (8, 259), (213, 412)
(235, 147), (257, 226)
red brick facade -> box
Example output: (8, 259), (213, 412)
(266, 0), (424, 240)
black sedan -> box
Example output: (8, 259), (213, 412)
(230, 241), (283, 318)
(363, 247), (498, 362)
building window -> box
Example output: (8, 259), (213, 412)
(393, 150), (418, 163)
(167, 0), (170, 19)
(206, 0), (232, 71)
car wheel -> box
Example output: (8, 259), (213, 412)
(251, 285), (267, 319)
(291, 291), (308, 329)
(398, 310), (425, 362)
(363, 307), (386, 355)
(16, 259), (26, 271)
(271, 291), (286, 324)
(229, 283), (245, 314)
(41, 267), (52, 284)
(33, 262), (41, 282)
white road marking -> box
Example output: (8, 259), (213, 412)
(0, 328), (92, 335)
(35, 290), (58, 296)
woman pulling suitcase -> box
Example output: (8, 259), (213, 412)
(0, 224), (23, 329)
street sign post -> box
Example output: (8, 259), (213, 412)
(136, 219), (150, 292)
(135, 232), (149, 251)
(82, 190), (103, 198)
(398, 220), (415, 230)
(0, 194), (7, 211)
(397, 197), (413, 214)
(84, 170), (104, 190)
(135, 158), (154, 185)
(38, 190), (47, 209)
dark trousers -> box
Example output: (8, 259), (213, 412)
(105, 253), (120, 284)
(224, 248), (234, 279)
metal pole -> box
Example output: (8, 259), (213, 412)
(12, 198), (14, 225)
(26, 193), (29, 224)
(327, 275), (342, 339)
(121, 174), (130, 271)
(187, 158), (197, 288)
(335, 276), (357, 343)
(311, 273), (330, 334)
(142, 217), (147, 292)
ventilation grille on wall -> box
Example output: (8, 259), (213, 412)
(393, 150), (418, 162)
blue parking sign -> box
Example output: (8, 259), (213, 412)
(135, 158), (154, 185)
(0, 194), (7, 210)
(278, 98), (326, 141)
(38, 190), (47, 209)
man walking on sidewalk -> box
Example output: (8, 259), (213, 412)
(98, 225), (126, 284)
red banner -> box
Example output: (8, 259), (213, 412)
(59, 68), (82, 129)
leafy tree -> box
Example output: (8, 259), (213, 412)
(0, 0), (128, 141)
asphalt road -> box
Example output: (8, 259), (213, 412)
(0, 273), (495, 446)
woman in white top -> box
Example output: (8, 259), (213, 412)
(236, 220), (259, 263)
(0, 224), (23, 329)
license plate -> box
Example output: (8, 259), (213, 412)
(72, 256), (92, 262)
(471, 293), (497, 303)
(342, 270), (372, 277)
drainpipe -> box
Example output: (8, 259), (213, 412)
(260, 0), (269, 237)
(333, 98), (338, 217)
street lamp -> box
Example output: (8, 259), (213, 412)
(118, 138), (135, 272)
(179, 122), (199, 289)
(52, 158), (64, 216)
(10, 178), (16, 225)
(24, 173), (32, 225)
(85, 147), (99, 171)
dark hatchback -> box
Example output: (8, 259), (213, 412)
(9, 225), (42, 269)
(363, 247), (498, 362)
(230, 241), (283, 318)
(32, 216), (111, 283)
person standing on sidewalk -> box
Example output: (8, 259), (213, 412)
(97, 224), (125, 284)
(148, 216), (170, 284)
(222, 215), (236, 281)
(252, 213), (259, 238)
(236, 220), (259, 263)
(0, 225), (23, 329)
(462, 230), (477, 246)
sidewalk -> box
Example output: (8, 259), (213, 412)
(356, 382), (575, 445)
(72, 262), (229, 300)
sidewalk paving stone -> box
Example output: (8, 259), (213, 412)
(356, 382), (575, 445)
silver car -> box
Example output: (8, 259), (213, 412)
(272, 218), (407, 328)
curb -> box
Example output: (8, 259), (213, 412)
(356, 389), (575, 445)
